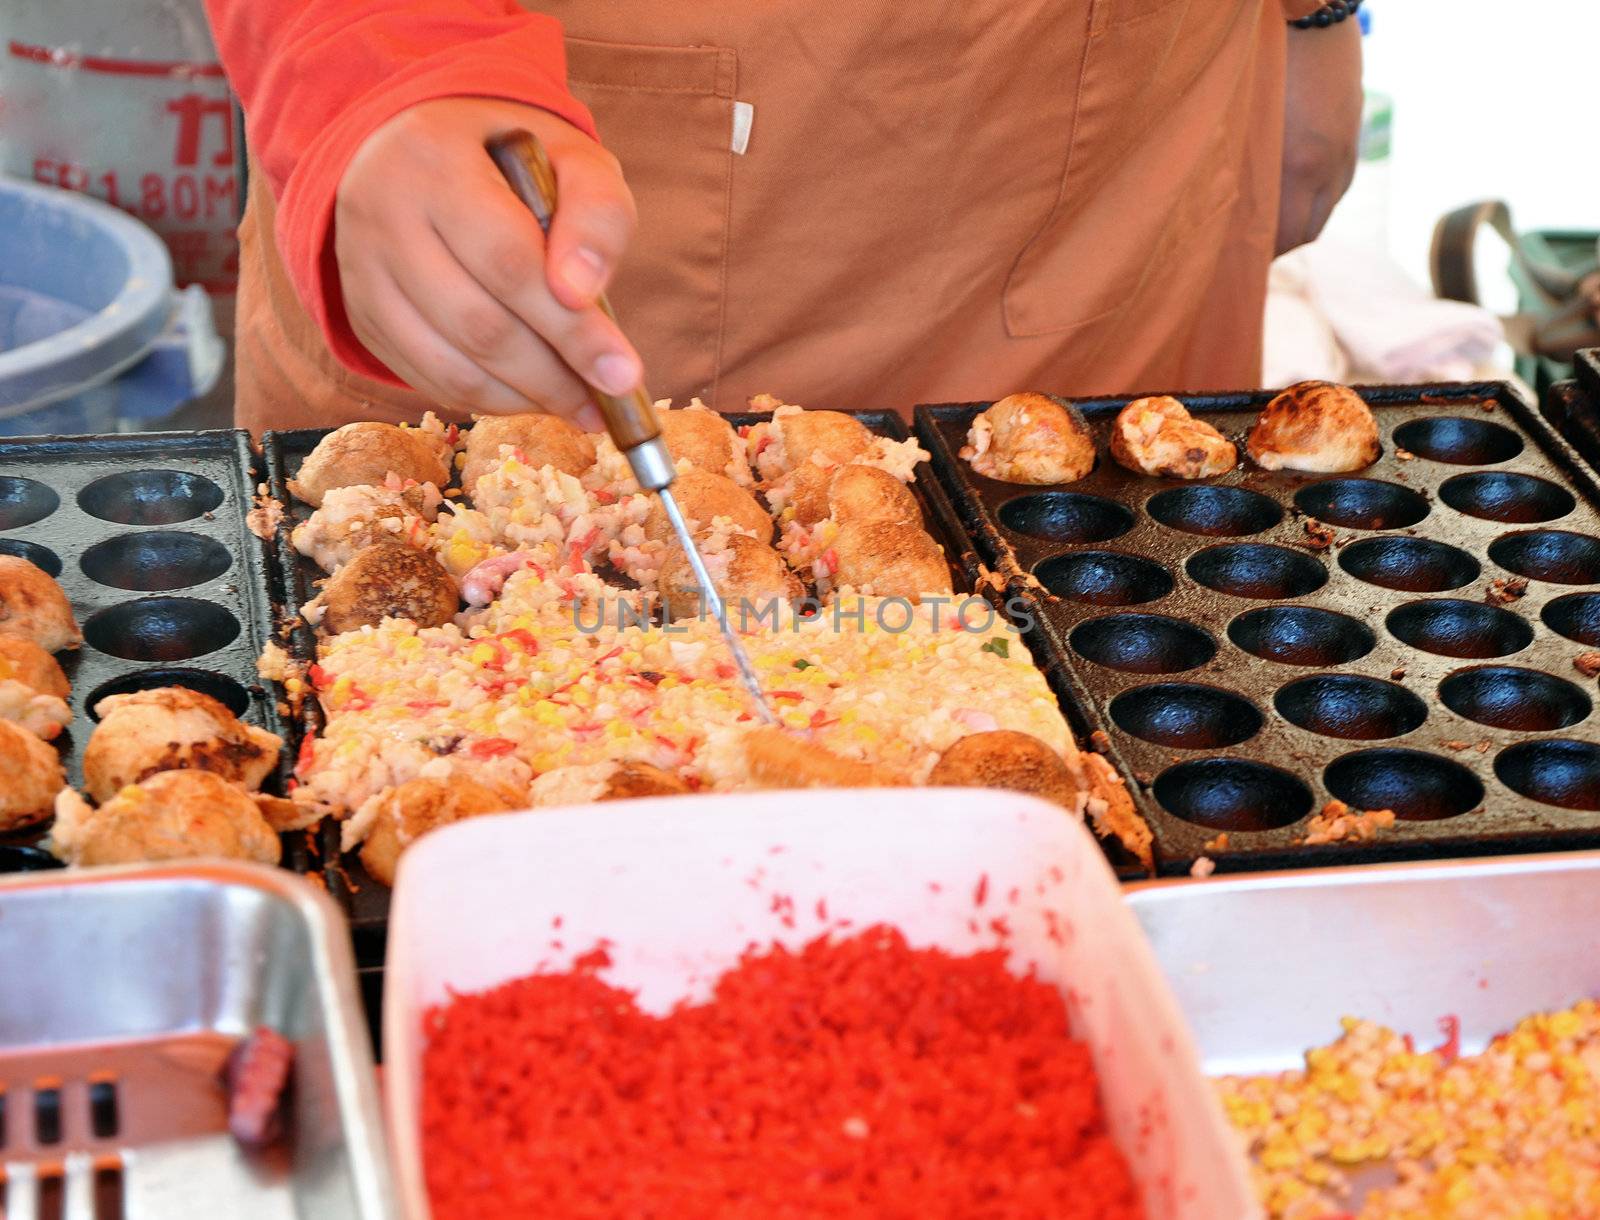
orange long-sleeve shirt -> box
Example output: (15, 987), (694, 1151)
(204, 0), (595, 381)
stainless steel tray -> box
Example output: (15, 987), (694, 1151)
(1125, 851), (1600, 1077)
(0, 862), (396, 1219)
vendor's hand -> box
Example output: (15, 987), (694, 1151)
(335, 98), (639, 428)
(1276, 19), (1363, 256)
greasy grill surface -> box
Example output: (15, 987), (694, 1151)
(261, 409), (1121, 976)
(0, 431), (305, 874)
(918, 383), (1600, 874)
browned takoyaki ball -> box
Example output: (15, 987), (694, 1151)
(0, 556), (81, 653)
(790, 463), (920, 528)
(359, 776), (513, 887)
(658, 535), (802, 622)
(51, 770), (280, 867)
(1247, 381), (1379, 474)
(829, 521), (953, 601)
(961, 393), (1096, 484)
(660, 407), (750, 484)
(0, 718), (65, 832)
(460, 412), (597, 495)
(643, 469), (770, 544)
(287, 422), (450, 507)
(320, 540), (460, 634)
(1109, 396), (1237, 480)
(84, 686), (282, 804)
(929, 730), (1081, 809)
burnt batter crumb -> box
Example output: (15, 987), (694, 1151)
(1302, 519), (1336, 551)
(1089, 730), (1111, 752)
(1575, 651), (1600, 678)
(1486, 577), (1529, 605)
(1443, 740), (1470, 751)
(1395, 447), (1416, 461)
(1390, 666), (1407, 680)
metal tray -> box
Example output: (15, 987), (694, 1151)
(0, 431), (310, 875)
(0, 861), (395, 1218)
(918, 383), (1600, 874)
(261, 410), (1132, 972)
(1126, 850), (1600, 1075)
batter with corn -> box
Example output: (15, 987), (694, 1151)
(282, 399), (1146, 882)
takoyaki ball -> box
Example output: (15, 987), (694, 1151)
(1109, 396), (1237, 480)
(778, 410), (874, 474)
(599, 761), (691, 800)
(84, 686), (282, 804)
(1247, 381), (1379, 474)
(50, 770), (280, 868)
(320, 540), (460, 634)
(0, 636), (69, 698)
(643, 469), (770, 543)
(929, 730), (1080, 810)
(0, 556), (81, 653)
(0, 719), (65, 831)
(961, 392), (1095, 484)
(460, 412), (597, 496)
(286, 421), (449, 507)
(732, 726), (905, 789)
(830, 521), (953, 601)
(658, 535), (802, 622)
(359, 776), (512, 887)
(827, 465), (920, 527)
(660, 407), (751, 485)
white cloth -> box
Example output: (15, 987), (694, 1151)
(1263, 238), (1505, 386)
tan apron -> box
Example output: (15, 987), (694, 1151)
(234, 0), (1289, 433)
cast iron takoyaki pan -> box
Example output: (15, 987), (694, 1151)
(918, 381), (1600, 874)
(0, 429), (309, 874)
(262, 409), (1117, 971)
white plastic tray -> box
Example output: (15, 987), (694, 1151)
(384, 789), (1257, 1220)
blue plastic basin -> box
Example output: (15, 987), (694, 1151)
(0, 177), (175, 435)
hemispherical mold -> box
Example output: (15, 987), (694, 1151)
(0, 846), (65, 874)
(1439, 666), (1591, 732)
(1495, 740), (1600, 811)
(1187, 544), (1327, 600)
(1275, 674), (1428, 740)
(997, 492), (1134, 544)
(77, 470), (224, 527)
(1324, 749), (1483, 821)
(0, 476), (60, 530)
(1153, 759), (1313, 832)
(82, 597), (240, 662)
(1034, 551), (1172, 606)
(1386, 599), (1533, 659)
(1227, 606), (1375, 666)
(1069, 614), (1217, 674)
(1543, 593), (1600, 646)
(1487, 530), (1600, 585)
(0, 539), (63, 579)
(79, 531), (232, 593)
(1338, 537), (1480, 593)
(1293, 479), (1429, 531)
(1391, 416), (1523, 465)
(1145, 485), (1282, 537)
(1439, 472), (1575, 524)
(84, 668), (252, 721)
(1109, 683), (1263, 749)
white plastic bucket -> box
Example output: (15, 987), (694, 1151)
(385, 790), (1258, 1220)
(0, 0), (242, 328)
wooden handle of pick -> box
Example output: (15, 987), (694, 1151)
(485, 129), (662, 452)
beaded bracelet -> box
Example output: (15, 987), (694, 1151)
(1290, 0), (1362, 28)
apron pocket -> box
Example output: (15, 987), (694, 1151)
(564, 38), (737, 401)
(1002, 0), (1250, 339)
